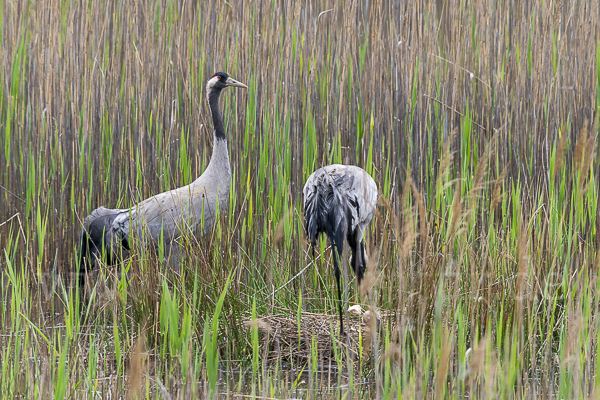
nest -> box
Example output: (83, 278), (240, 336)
(242, 310), (384, 364)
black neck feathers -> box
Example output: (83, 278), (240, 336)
(208, 87), (225, 140)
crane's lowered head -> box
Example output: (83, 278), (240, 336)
(206, 71), (247, 96)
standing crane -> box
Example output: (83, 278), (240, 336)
(303, 164), (378, 335)
(78, 72), (247, 288)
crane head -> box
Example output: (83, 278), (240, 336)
(207, 72), (248, 93)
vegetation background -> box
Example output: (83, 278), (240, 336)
(0, 0), (599, 398)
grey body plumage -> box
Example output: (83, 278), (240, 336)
(303, 164), (378, 335)
(78, 72), (247, 287)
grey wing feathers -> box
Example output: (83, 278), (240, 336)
(128, 183), (220, 240)
(317, 165), (378, 231)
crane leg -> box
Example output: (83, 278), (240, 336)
(332, 251), (345, 336)
(78, 263), (87, 289)
(353, 241), (365, 284)
(348, 230), (366, 284)
(358, 240), (367, 282)
(78, 231), (95, 290)
(78, 237), (88, 288)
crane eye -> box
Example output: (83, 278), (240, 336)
(217, 76), (221, 80)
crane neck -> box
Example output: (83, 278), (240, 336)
(207, 88), (226, 141)
(205, 86), (231, 184)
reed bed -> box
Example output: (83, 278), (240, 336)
(0, 0), (599, 398)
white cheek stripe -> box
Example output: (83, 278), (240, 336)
(206, 76), (220, 99)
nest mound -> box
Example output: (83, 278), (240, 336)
(242, 311), (384, 364)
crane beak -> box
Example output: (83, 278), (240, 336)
(226, 77), (248, 89)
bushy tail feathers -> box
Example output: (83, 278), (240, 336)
(78, 207), (128, 287)
(304, 182), (347, 259)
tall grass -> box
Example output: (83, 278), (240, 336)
(0, 0), (599, 398)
